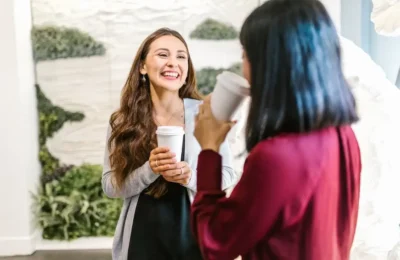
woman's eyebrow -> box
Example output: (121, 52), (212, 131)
(154, 48), (187, 54)
(154, 48), (170, 52)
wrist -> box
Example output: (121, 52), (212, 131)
(201, 143), (220, 153)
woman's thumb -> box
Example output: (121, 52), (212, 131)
(228, 120), (237, 128)
(223, 120), (236, 133)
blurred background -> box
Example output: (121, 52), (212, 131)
(0, 0), (399, 259)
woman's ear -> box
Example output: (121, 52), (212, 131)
(140, 63), (147, 75)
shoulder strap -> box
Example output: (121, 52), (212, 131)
(181, 135), (185, 161)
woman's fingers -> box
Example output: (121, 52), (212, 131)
(163, 172), (190, 184)
(202, 96), (212, 113)
(203, 94), (211, 104)
(160, 162), (188, 177)
(161, 168), (182, 178)
(152, 151), (176, 161)
(150, 147), (169, 155)
(149, 154), (176, 174)
(162, 161), (191, 185)
(172, 170), (190, 181)
(149, 151), (176, 168)
(154, 164), (175, 173)
(151, 157), (176, 167)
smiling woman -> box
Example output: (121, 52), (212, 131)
(140, 38), (190, 92)
(101, 27), (238, 259)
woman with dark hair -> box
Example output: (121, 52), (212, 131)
(191, 0), (362, 259)
(102, 28), (237, 260)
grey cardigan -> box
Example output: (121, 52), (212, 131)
(102, 98), (238, 260)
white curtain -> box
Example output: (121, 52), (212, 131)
(371, 0), (400, 36)
(340, 36), (400, 260)
(229, 36), (400, 260)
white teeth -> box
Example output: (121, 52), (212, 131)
(163, 72), (179, 78)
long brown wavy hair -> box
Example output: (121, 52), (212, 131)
(108, 28), (201, 198)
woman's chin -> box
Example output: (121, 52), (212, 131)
(157, 84), (183, 93)
(157, 81), (184, 91)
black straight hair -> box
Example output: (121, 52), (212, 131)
(240, 0), (359, 152)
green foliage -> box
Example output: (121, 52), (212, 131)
(35, 85), (121, 240)
(34, 164), (122, 240)
(37, 84), (84, 146)
(32, 26), (106, 62)
(39, 146), (61, 179)
(228, 62), (243, 75)
(190, 18), (238, 40)
(32, 25), (119, 241)
(36, 84), (84, 176)
(196, 62), (243, 95)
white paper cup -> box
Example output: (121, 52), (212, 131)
(156, 126), (185, 162)
(211, 71), (250, 121)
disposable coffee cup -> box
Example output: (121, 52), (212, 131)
(156, 126), (185, 162)
(211, 71), (250, 121)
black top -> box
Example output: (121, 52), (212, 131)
(128, 136), (203, 260)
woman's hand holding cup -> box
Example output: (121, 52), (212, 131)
(149, 147), (191, 185)
(149, 147), (177, 174)
(194, 95), (236, 152)
(160, 161), (191, 185)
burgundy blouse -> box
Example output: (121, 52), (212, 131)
(191, 126), (361, 260)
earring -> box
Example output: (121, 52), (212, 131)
(141, 74), (146, 82)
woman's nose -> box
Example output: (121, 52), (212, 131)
(166, 57), (178, 67)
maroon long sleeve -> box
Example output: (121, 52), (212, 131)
(191, 126), (361, 260)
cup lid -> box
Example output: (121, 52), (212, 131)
(156, 126), (185, 135)
(217, 71), (250, 96)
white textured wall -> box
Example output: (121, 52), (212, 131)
(32, 0), (258, 166)
(0, 0), (40, 256)
(31, 0), (346, 167)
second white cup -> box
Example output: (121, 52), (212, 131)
(211, 71), (250, 121)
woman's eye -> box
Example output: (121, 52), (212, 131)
(178, 55), (186, 59)
(158, 53), (167, 57)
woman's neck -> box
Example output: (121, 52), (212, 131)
(150, 86), (183, 120)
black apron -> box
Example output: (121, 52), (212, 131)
(127, 136), (203, 260)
